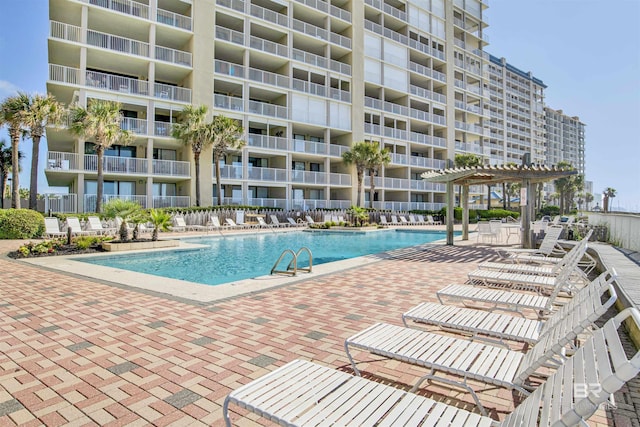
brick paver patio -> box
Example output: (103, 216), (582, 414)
(0, 236), (636, 426)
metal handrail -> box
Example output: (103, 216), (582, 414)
(271, 249), (297, 276)
(271, 247), (313, 276)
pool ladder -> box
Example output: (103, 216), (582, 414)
(270, 247), (313, 276)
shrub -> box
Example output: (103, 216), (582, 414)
(15, 239), (65, 257)
(0, 209), (45, 239)
(540, 205), (560, 217)
(477, 209), (520, 220)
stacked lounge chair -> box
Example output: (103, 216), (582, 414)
(225, 308), (640, 426)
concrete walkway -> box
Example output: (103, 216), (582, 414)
(0, 232), (637, 426)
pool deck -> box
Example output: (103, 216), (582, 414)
(0, 225), (638, 426)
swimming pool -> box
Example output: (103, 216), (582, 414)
(81, 229), (451, 286)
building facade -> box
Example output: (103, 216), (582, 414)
(52, 0), (585, 213)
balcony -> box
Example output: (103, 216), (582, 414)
(249, 67), (289, 89)
(152, 196), (190, 208)
(82, 0), (150, 19)
(216, 0), (245, 13)
(390, 153), (408, 165)
(46, 152), (190, 177)
(291, 170), (328, 185)
(154, 83), (191, 103)
(87, 28), (150, 57)
(120, 117), (147, 134)
(250, 3), (288, 27)
(410, 85), (446, 104)
(155, 45), (192, 67)
(42, 193), (78, 213)
(247, 134), (289, 151)
(249, 36), (288, 58)
(409, 132), (446, 148)
(156, 8), (192, 31)
(215, 26), (245, 45)
(85, 194), (149, 210)
(248, 100), (288, 119)
(292, 79), (327, 97)
(410, 156), (446, 169)
(246, 198), (288, 209)
(214, 94), (243, 111)
(246, 167), (288, 182)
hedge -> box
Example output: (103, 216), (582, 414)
(0, 209), (45, 239)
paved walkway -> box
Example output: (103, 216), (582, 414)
(0, 232), (638, 426)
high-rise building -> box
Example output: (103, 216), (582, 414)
(52, 0), (575, 214)
(484, 55), (546, 167)
(544, 107), (585, 174)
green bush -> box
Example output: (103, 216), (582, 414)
(0, 209), (45, 239)
(477, 209), (520, 220)
(540, 205), (560, 217)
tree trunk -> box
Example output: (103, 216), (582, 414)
(96, 146), (105, 213)
(214, 152), (222, 206)
(368, 170), (376, 209)
(356, 170), (363, 207)
(486, 185), (491, 210)
(10, 128), (20, 209)
(152, 228), (159, 241)
(1, 171), (7, 209)
(194, 151), (201, 207)
(29, 134), (42, 210)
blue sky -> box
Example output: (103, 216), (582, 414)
(1, 0), (639, 211)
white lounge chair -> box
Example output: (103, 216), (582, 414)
(173, 216), (207, 232)
(426, 214), (442, 225)
(256, 217), (273, 230)
(269, 215), (288, 227)
(305, 215), (316, 225)
(86, 216), (115, 235)
(345, 306), (639, 415)
(44, 217), (66, 238)
(224, 308), (640, 426)
(379, 214), (389, 225)
(398, 215), (410, 225)
(66, 217), (96, 236)
(225, 218), (242, 229)
(468, 230), (592, 292)
(500, 225), (565, 260)
(286, 217), (303, 227)
(235, 211), (253, 229)
(403, 270), (617, 347)
(207, 215), (224, 233)
(408, 214), (421, 225)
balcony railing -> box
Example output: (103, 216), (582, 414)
(329, 173), (351, 186)
(153, 196), (190, 208)
(153, 121), (173, 137)
(84, 0), (150, 18)
(215, 26), (245, 45)
(156, 8), (192, 31)
(410, 156), (446, 169)
(248, 100), (288, 119)
(291, 170), (328, 185)
(249, 36), (288, 58)
(50, 21), (82, 43)
(293, 0), (328, 14)
(121, 117), (147, 134)
(330, 5), (351, 22)
(249, 67), (289, 88)
(85, 194), (148, 211)
(292, 139), (326, 155)
(47, 152), (189, 177)
(214, 94), (244, 111)
(214, 165), (243, 180)
(216, 0), (245, 13)
(410, 132), (446, 148)
(87, 69), (150, 95)
(154, 83), (191, 103)
(43, 193), (78, 213)
(246, 198), (288, 209)
(87, 29), (150, 57)
(49, 64), (81, 85)
(247, 134), (289, 151)
(329, 144), (349, 157)
(246, 167), (288, 182)
(215, 60), (245, 78)
(250, 3), (288, 27)
(152, 159), (190, 177)
(155, 45), (192, 66)
(391, 153), (408, 165)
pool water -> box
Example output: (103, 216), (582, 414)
(81, 229), (451, 286)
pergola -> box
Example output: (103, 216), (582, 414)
(421, 164), (577, 248)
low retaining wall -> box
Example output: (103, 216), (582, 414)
(587, 212), (640, 252)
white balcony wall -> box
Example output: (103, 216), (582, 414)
(246, 167), (287, 182)
(247, 134), (289, 151)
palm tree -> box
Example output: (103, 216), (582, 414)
(149, 209), (172, 241)
(68, 100), (132, 213)
(171, 105), (209, 206)
(21, 93), (65, 210)
(453, 154), (483, 207)
(0, 139), (15, 208)
(553, 161), (575, 215)
(603, 187), (616, 213)
(102, 198), (142, 242)
(208, 115), (244, 207)
(366, 145), (391, 208)
(342, 141), (378, 207)
(0, 92), (31, 208)
(585, 193), (594, 211)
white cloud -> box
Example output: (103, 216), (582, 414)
(0, 80), (22, 99)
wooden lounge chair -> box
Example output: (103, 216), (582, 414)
(223, 308), (640, 426)
(44, 217), (66, 238)
(345, 306), (640, 416)
(403, 270), (617, 347)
